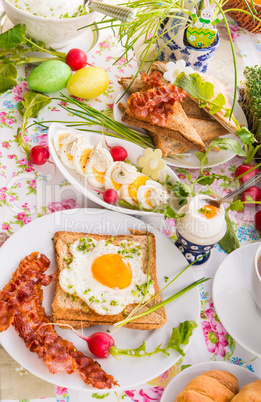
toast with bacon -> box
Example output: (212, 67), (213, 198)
(52, 230), (167, 330)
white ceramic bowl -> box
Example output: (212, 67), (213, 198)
(1, 0), (101, 49)
(252, 242), (261, 314)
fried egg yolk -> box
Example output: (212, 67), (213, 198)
(128, 175), (150, 203)
(201, 204), (219, 219)
(92, 254), (132, 289)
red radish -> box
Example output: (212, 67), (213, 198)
(103, 189), (119, 204)
(255, 210), (261, 231)
(109, 146), (128, 162)
(241, 186), (261, 205)
(65, 48), (88, 71)
(29, 145), (50, 165)
(235, 164), (259, 184)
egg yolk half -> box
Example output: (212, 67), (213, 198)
(80, 148), (92, 172)
(58, 133), (68, 149)
(128, 175), (149, 203)
(111, 172), (121, 191)
(145, 189), (153, 208)
(92, 254), (132, 289)
(92, 166), (105, 184)
(202, 204), (219, 219)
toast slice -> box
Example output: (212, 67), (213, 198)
(52, 230), (167, 330)
(151, 61), (238, 134)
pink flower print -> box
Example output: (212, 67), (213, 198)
(47, 198), (80, 213)
(12, 81), (28, 102)
(165, 218), (176, 227)
(0, 111), (7, 123)
(7, 195), (16, 203)
(163, 228), (171, 237)
(17, 212), (26, 221)
(8, 154), (15, 159)
(2, 223), (10, 231)
(1, 187), (8, 192)
(28, 180), (36, 189)
(107, 103), (114, 109)
(2, 142), (10, 148)
(204, 302), (225, 334)
(202, 321), (228, 357)
(56, 386), (68, 395)
(225, 24), (240, 42)
(7, 119), (15, 125)
(23, 216), (32, 225)
(125, 386), (164, 401)
(115, 57), (127, 66)
(106, 56), (113, 61)
(59, 101), (67, 107)
(99, 41), (110, 49)
(0, 193), (7, 200)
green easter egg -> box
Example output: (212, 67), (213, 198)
(27, 60), (72, 93)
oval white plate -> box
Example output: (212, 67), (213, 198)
(161, 361), (260, 401)
(212, 242), (261, 358)
(0, 209), (200, 391)
(48, 122), (180, 216)
(113, 90), (247, 169)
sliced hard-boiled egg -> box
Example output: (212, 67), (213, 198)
(120, 173), (150, 205)
(73, 142), (94, 176)
(53, 129), (77, 153)
(85, 141), (113, 189)
(137, 181), (170, 209)
(104, 161), (138, 193)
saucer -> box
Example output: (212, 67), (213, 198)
(161, 361), (260, 401)
(212, 242), (261, 357)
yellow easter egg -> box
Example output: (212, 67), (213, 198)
(66, 66), (109, 99)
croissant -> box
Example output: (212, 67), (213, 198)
(175, 370), (239, 401)
(231, 380), (261, 401)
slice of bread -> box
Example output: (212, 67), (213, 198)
(52, 230), (167, 330)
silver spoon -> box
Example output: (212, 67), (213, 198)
(84, 0), (137, 23)
(205, 170), (261, 208)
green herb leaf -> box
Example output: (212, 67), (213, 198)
(0, 64), (17, 94)
(163, 204), (185, 219)
(174, 72), (214, 104)
(209, 93), (226, 115)
(0, 24), (26, 49)
(171, 181), (190, 206)
(196, 175), (215, 186)
(196, 152), (208, 165)
(229, 199), (244, 212)
(92, 393), (110, 399)
(236, 126), (256, 145)
(218, 211), (239, 253)
(22, 91), (52, 118)
(210, 137), (246, 157)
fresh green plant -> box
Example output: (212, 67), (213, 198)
(0, 24), (66, 93)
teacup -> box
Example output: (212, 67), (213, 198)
(252, 243), (261, 314)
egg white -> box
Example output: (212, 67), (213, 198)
(85, 142), (113, 189)
(53, 129), (76, 153)
(137, 181), (169, 209)
(73, 142), (94, 176)
(104, 161), (139, 194)
(59, 237), (155, 315)
(120, 173), (150, 206)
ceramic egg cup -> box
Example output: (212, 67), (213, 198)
(175, 230), (215, 265)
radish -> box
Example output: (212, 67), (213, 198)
(103, 189), (119, 204)
(241, 186), (261, 205)
(29, 145), (50, 165)
(65, 48), (88, 71)
(109, 145), (128, 162)
(235, 164), (259, 184)
(255, 210), (261, 231)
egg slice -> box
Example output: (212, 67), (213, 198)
(120, 174), (150, 205)
(73, 142), (94, 176)
(104, 161), (138, 193)
(53, 129), (76, 153)
(58, 237), (155, 316)
(57, 132), (90, 169)
(137, 181), (170, 209)
(85, 141), (113, 189)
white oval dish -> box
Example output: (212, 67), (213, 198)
(0, 209), (200, 391)
(113, 90), (247, 169)
(48, 122), (180, 216)
(161, 360), (260, 402)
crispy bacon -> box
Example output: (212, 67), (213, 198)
(127, 84), (187, 127)
(0, 252), (118, 389)
(141, 71), (163, 90)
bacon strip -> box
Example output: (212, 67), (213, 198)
(0, 253), (118, 389)
(127, 72), (188, 127)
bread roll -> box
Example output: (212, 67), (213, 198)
(231, 380), (261, 401)
(175, 370), (239, 401)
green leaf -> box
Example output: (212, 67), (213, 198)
(165, 321), (198, 356)
(225, 334), (236, 354)
(0, 64), (17, 94)
(92, 393), (110, 399)
(196, 152), (208, 165)
(174, 72), (214, 103)
(229, 199), (244, 212)
(0, 24), (26, 49)
(196, 175), (215, 186)
(209, 93), (226, 115)
(218, 211), (240, 253)
(236, 126), (256, 145)
(171, 181), (190, 206)
(210, 138), (246, 157)
(22, 91), (52, 118)
(163, 204), (185, 219)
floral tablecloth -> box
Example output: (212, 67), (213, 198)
(0, 8), (261, 402)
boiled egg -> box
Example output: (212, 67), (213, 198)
(59, 237), (155, 315)
(73, 142), (93, 176)
(104, 161), (138, 193)
(137, 181), (170, 209)
(53, 129), (76, 153)
(57, 131), (90, 170)
(85, 141), (113, 189)
(120, 174), (150, 205)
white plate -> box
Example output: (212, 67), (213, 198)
(161, 361), (260, 401)
(113, 90), (247, 169)
(48, 122), (180, 216)
(0, 209), (200, 391)
(212, 242), (261, 358)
